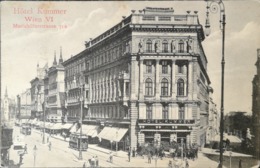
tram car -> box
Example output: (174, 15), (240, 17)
(69, 132), (88, 151)
(20, 125), (31, 135)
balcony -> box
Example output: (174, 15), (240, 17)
(160, 95), (172, 101)
(118, 72), (130, 80)
(138, 119), (195, 125)
(176, 96), (188, 101)
(144, 96), (155, 101)
(48, 89), (57, 95)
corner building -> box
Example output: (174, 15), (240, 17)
(64, 7), (211, 150)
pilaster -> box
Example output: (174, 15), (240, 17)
(139, 58), (144, 100)
(188, 60), (193, 100)
(155, 60), (160, 99)
(171, 60), (176, 99)
(130, 101), (138, 150)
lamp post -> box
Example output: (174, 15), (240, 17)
(79, 73), (84, 160)
(33, 145), (37, 167)
(204, 1), (226, 167)
(42, 96), (47, 144)
(229, 148), (232, 168)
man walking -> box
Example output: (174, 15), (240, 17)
(95, 156), (99, 168)
(128, 149), (131, 162)
(19, 154), (23, 165)
(148, 152), (152, 164)
(24, 144), (28, 154)
(48, 142), (52, 151)
(109, 152), (113, 163)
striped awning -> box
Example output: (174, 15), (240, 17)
(77, 125), (99, 137)
(98, 127), (128, 142)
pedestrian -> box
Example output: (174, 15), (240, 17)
(83, 162), (86, 168)
(48, 142), (52, 151)
(24, 144), (27, 154)
(239, 159), (242, 168)
(154, 155), (158, 167)
(47, 136), (49, 143)
(109, 152), (113, 163)
(91, 156), (95, 168)
(132, 147), (136, 157)
(19, 154), (23, 165)
(148, 152), (152, 164)
(95, 156), (99, 168)
(168, 160), (173, 168)
(185, 158), (189, 168)
(128, 149), (131, 162)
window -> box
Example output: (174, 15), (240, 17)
(146, 61), (152, 73)
(83, 89), (88, 100)
(162, 105), (169, 119)
(162, 40), (168, 53)
(85, 75), (89, 84)
(178, 40), (184, 53)
(161, 78), (168, 96)
(146, 104), (152, 119)
(178, 65), (184, 74)
(145, 78), (153, 96)
(177, 79), (185, 96)
(146, 40), (152, 52)
(179, 104), (185, 120)
(162, 61), (168, 74)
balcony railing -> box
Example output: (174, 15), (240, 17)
(138, 119), (195, 124)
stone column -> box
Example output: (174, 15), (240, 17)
(130, 56), (138, 150)
(130, 101), (138, 150)
(130, 56), (138, 100)
(171, 60), (176, 99)
(155, 60), (160, 99)
(188, 60), (193, 100)
(139, 59), (144, 100)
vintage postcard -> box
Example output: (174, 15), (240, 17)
(1, 1), (260, 168)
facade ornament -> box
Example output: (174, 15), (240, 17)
(138, 39), (143, 53)
(171, 40), (176, 53)
(154, 40), (160, 53)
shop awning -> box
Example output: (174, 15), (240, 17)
(77, 125), (99, 137)
(61, 123), (73, 130)
(69, 123), (78, 133)
(51, 123), (63, 130)
(31, 118), (38, 125)
(98, 127), (128, 142)
(46, 122), (55, 129)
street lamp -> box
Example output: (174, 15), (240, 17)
(78, 73), (84, 160)
(204, 1), (226, 167)
(229, 148), (232, 168)
(33, 145), (37, 167)
(42, 95), (47, 144)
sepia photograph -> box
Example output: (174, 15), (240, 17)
(1, 0), (260, 167)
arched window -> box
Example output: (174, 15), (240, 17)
(178, 40), (184, 53)
(177, 79), (185, 96)
(161, 78), (168, 96)
(178, 104), (185, 120)
(145, 78), (153, 96)
(162, 105), (169, 119)
(146, 39), (152, 53)
(162, 40), (168, 53)
(146, 104), (152, 119)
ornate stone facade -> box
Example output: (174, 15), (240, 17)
(63, 7), (212, 149)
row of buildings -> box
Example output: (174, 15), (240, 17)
(16, 7), (219, 150)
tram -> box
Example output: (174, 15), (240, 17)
(20, 125), (31, 135)
(69, 132), (88, 151)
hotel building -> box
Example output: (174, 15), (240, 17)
(63, 7), (212, 150)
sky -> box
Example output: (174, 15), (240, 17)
(1, 1), (260, 114)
